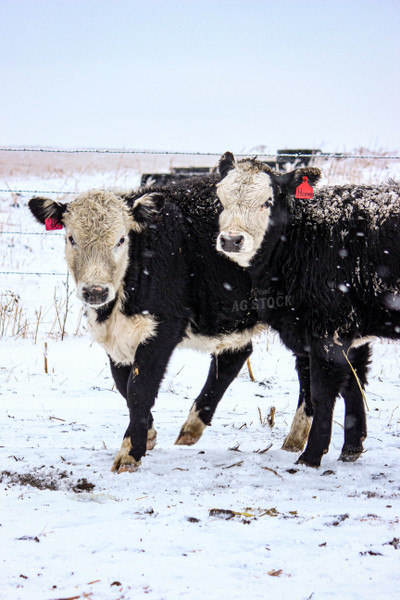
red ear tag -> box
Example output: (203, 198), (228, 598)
(45, 217), (63, 231)
(295, 176), (314, 200)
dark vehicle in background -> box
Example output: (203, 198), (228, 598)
(140, 149), (320, 186)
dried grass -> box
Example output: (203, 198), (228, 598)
(0, 282), (79, 343)
(311, 147), (398, 185)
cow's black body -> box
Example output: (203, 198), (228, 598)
(29, 172), (313, 471)
(123, 177), (259, 336)
(110, 176), (264, 464)
(218, 157), (400, 466)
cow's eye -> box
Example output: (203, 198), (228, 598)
(262, 199), (273, 209)
(117, 236), (125, 247)
(68, 235), (76, 246)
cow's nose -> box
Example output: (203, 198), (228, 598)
(219, 233), (244, 253)
(82, 285), (109, 305)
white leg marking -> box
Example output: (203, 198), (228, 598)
(111, 437), (141, 473)
(146, 427), (157, 451)
(282, 405), (313, 453)
(175, 405), (207, 446)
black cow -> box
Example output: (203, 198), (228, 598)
(29, 174), (311, 472)
(216, 152), (400, 467)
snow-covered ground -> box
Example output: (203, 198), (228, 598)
(1, 156), (399, 600)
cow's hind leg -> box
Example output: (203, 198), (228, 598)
(339, 344), (370, 462)
(282, 354), (313, 452)
(297, 352), (345, 468)
(175, 343), (253, 446)
(146, 412), (157, 451)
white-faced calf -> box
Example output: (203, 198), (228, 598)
(217, 151), (400, 467)
(29, 178), (281, 473)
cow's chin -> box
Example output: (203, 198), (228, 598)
(216, 232), (256, 268)
(219, 248), (256, 269)
(82, 296), (113, 308)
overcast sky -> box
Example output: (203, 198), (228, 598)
(0, 0), (399, 154)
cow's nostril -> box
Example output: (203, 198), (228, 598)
(220, 236), (226, 248)
(100, 289), (109, 302)
(234, 236), (244, 247)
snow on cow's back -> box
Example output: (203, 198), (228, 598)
(290, 181), (400, 229)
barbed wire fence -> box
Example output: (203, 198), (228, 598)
(0, 145), (399, 340)
(0, 146), (399, 278)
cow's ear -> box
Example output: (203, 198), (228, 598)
(28, 197), (68, 229)
(219, 151), (236, 179)
(276, 167), (321, 196)
(131, 193), (165, 227)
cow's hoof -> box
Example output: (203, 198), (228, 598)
(115, 461), (141, 474)
(176, 406), (206, 446)
(111, 437), (141, 473)
(296, 451), (321, 468)
(282, 409), (312, 453)
(146, 427), (157, 451)
(339, 448), (363, 462)
(111, 456), (141, 473)
(175, 432), (202, 446)
(281, 440), (305, 453)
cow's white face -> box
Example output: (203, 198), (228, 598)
(29, 190), (166, 308)
(216, 161), (275, 267)
(63, 190), (133, 307)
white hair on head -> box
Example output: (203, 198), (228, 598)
(216, 162), (275, 266)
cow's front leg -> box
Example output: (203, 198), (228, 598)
(296, 352), (344, 468)
(175, 343), (253, 445)
(282, 354), (313, 452)
(111, 321), (184, 473)
(109, 360), (157, 451)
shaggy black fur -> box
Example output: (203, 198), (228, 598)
(218, 152), (400, 467)
(29, 174), (311, 470)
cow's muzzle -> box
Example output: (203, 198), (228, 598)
(217, 233), (245, 253)
(81, 285), (110, 306)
